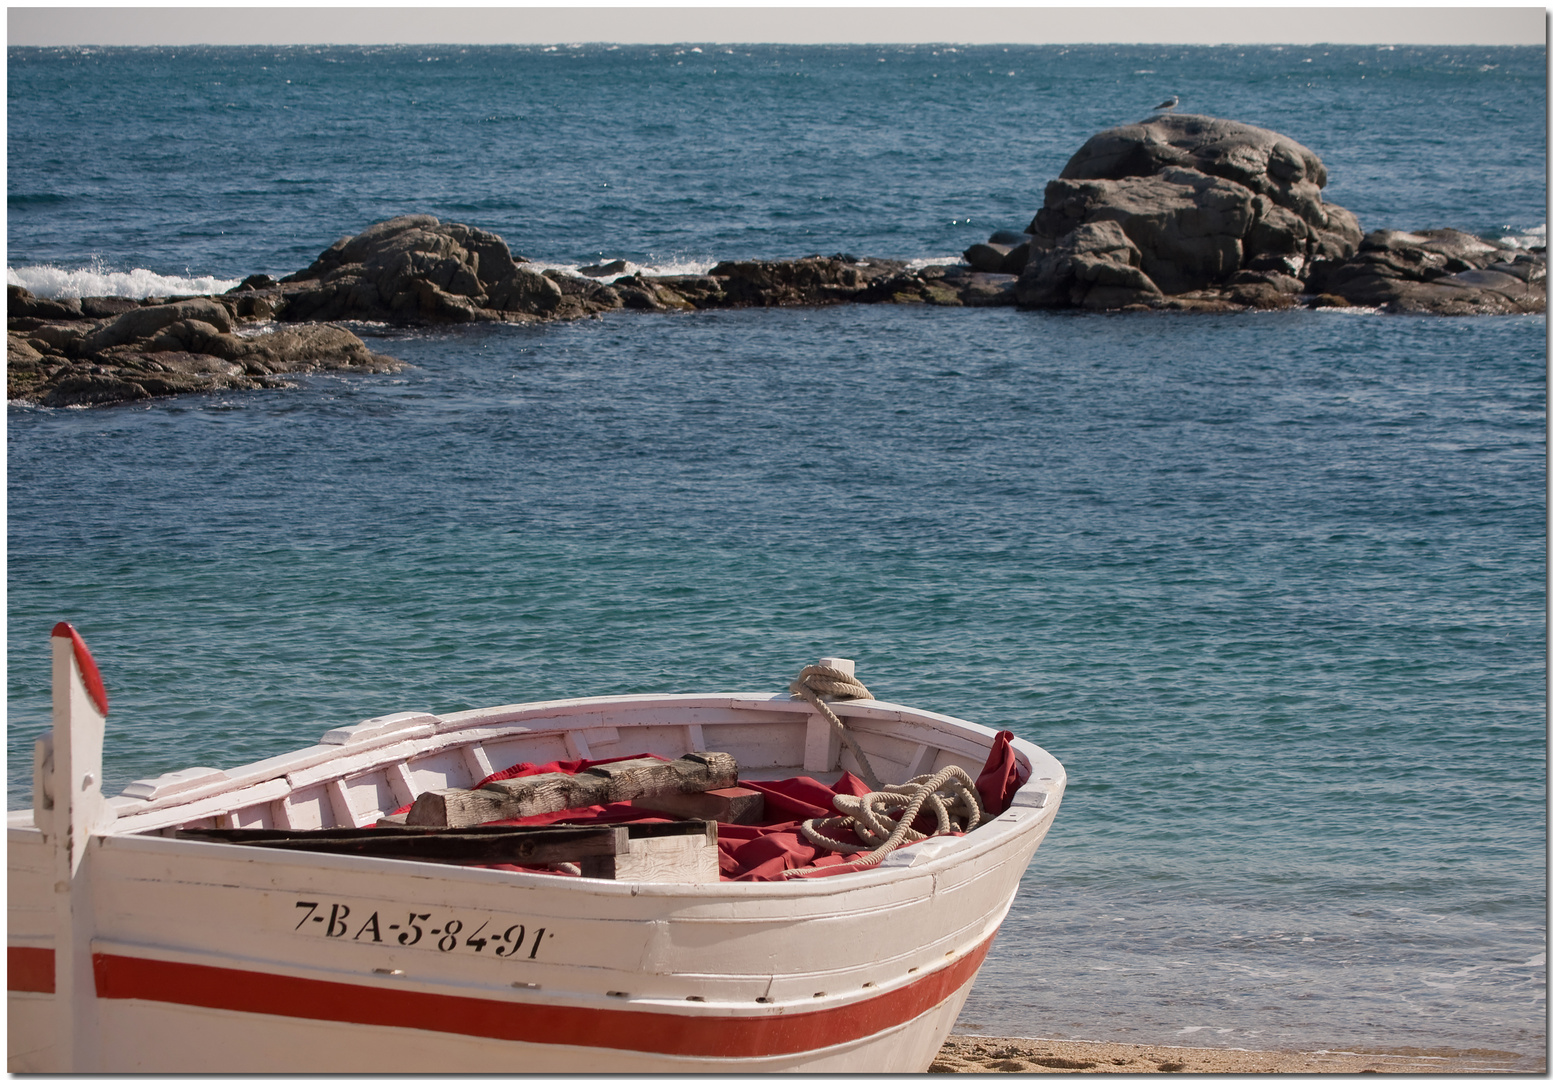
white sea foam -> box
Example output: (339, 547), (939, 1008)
(636, 258), (719, 278)
(1497, 224), (1545, 250)
(528, 257), (719, 283)
(8, 263), (241, 300)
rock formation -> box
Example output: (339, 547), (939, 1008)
(270, 215), (576, 323)
(968, 114), (1542, 314)
(7, 221), (1017, 406)
(1305, 228), (1546, 314)
(228, 217), (1019, 325)
(1010, 114), (1364, 310)
(9, 117), (1543, 407)
(8, 287), (401, 407)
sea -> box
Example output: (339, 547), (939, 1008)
(7, 44), (1546, 1064)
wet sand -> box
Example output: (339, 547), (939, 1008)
(930, 1035), (1543, 1074)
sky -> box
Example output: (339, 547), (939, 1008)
(6, 5), (1548, 47)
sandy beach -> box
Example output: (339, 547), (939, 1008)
(929, 1035), (1543, 1074)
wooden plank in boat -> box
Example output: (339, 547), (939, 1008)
(581, 820), (720, 883)
(404, 752), (737, 828)
(630, 786), (765, 825)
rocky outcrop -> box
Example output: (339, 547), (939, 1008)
(640, 257), (1018, 309)
(270, 215), (584, 323)
(7, 285), (401, 407)
(7, 227), (1023, 405)
(221, 219), (1018, 326)
(1307, 228), (1547, 314)
(1009, 114), (1366, 309)
(10, 121), (1541, 408)
(969, 113), (1542, 314)
(1056, 114), (1357, 250)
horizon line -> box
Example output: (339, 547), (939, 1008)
(8, 7), (1548, 47)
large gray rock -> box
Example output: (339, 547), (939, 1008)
(275, 215), (579, 324)
(1015, 220), (1162, 309)
(1015, 114), (1364, 308)
(198, 324), (405, 374)
(1032, 167), (1257, 294)
(80, 298), (235, 353)
(1060, 114), (1335, 227)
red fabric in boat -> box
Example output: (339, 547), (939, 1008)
(460, 730), (1028, 882)
(976, 730), (1030, 817)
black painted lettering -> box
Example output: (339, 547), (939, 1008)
(465, 919), (490, 952)
(325, 903), (350, 938)
(398, 912), (428, 946)
(293, 901), (319, 930)
(354, 911), (383, 943)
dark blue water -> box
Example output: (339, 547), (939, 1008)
(7, 45), (1546, 1061)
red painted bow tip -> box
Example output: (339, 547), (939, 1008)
(51, 622), (109, 717)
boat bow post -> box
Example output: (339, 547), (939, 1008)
(39, 623), (116, 1070)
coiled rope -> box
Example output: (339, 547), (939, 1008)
(788, 663), (881, 789)
(783, 664), (985, 879)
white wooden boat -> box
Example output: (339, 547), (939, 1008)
(9, 625), (1066, 1072)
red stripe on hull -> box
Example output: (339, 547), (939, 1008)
(8, 946), (55, 994)
(91, 935), (994, 1058)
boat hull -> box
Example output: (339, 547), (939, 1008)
(67, 973), (981, 1072)
(10, 691), (1064, 1072)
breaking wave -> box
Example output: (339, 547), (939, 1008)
(526, 257), (719, 283)
(7, 263), (241, 300)
(1496, 223), (1546, 250)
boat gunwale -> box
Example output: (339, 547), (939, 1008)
(81, 691), (1053, 818)
(9, 691), (1064, 893)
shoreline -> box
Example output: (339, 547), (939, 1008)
(930, 1035), (1544, 1074)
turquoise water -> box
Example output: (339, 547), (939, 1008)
(7, 44), (1546, 1059)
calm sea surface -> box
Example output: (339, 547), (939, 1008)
(7, 44), (1546, 1060)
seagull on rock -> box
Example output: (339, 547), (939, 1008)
(1153, 96), (1179, 112)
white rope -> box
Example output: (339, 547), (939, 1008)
(783, 765), (984, 879)
(784, 663), (985, 879)
(789, 663), (881, 790)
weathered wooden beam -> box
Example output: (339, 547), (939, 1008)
(404, 751), (738, 827)
(631, 786), (766, 825)
(403, 786), (518, 829)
